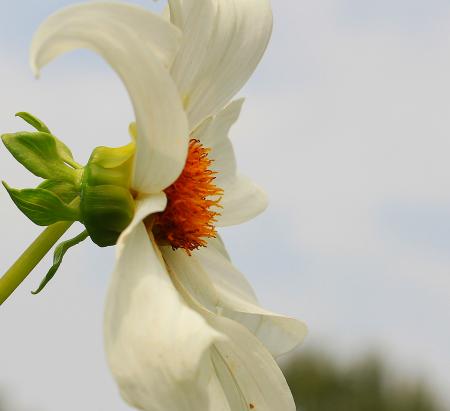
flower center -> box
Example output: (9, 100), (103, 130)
(151, 139), (223, 254)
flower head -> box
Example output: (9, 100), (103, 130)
(1, 1), (308, 410)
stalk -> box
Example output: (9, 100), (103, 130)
(0, 221), (73, 306)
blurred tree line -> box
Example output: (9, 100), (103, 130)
(283, 350), (446, 411)
(0, 351), (447, 410)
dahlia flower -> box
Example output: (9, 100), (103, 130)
(1, 1), (307, 410)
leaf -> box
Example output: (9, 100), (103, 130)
(15, 112), (82, 169)
(1, 131), (77, 181)
(15, 112), (51, 133)
(38, 180), (79, 204)
(32, 230), (89, 295)
(2, 182), (80, 226)
(55, 139), (81, 169)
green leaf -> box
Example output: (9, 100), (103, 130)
(31, 230), (89, 295)
(2, 182), (80, 226)
(38, 180), (79, 204)
(15, 112), (82, 169)
(55, 140), (81, 169)
(1, 131), (77, 181)
(15, 112), (51, 133)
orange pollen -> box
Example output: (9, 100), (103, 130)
(152, 139), (223, 254)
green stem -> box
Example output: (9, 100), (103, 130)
(0, 221), (73, 306)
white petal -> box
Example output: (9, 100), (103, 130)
(169, 0), (273, 128)
(167, 259), (296, 411)
(104, 223), (224, 411)
(206, 235), (231, 261)
(193, 100), (268, 226)
(193, 99), (243, 182)
(116, 192), (167, 257)
(205, 372), (233, 411)
(210, 317), (296, 411)
(199, 243), (308, 357)
(167, 0), (184, 28)
(31, 2), (189, 193)
(162, 243), (307, 357)
(218, 175), (269, 227)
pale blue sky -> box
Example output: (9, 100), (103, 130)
(1, 1), (450, 410)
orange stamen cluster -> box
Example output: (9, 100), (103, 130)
(152, 139), (223, 254)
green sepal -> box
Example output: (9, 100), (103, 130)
(1, 131), (79, 182)
(15, 112), (81, 169)
(2, 182), (80, 226)
(56, 143), (81, 170)
(80, 142), (135, 247)
(81, 185), (135, 247)
(16, 112), (51, 133)
(38, 180), (79, 204)
(31, 230), (89, 295)
(86, 143), (135, 186)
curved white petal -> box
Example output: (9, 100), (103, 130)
(194, 100), (268, 226)
(205, 373), (233, 411)
(162, 243), (307, 358)
(218, 174), (269, 226)
(206, 235), (232, 261)
(210, 317), (296, 411)
(31, 2), (189, 193)
(116, 192), (167, 257)
(198, 243), (308, 357)
(193, 99), (242, 181)
(167, 258), (297, 411)
(169, 0), (273, 128)
(105, 223), (224, 410)
(167, 0), (184, 28)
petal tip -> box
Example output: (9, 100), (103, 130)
(31, 65), (41, 79)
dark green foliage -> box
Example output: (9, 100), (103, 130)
(283, 351), (444, 411)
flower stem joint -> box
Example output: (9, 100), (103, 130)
(0, 113), (136, 296)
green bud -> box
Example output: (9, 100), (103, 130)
(80, 143), (135, 247)
(2, 113), (136, 248)
(2, 182), (80, 226)
(0, 113), (139, 303)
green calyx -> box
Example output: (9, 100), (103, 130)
(2, 112), (136, 247)
(0, 113), (136, 296)
(2, 114), (82, 228)
(80, 143), (135, 247)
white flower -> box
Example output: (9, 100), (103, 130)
(31, 1), (307, 410)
